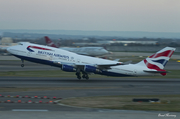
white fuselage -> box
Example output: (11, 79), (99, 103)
(7, 42), (159, 77)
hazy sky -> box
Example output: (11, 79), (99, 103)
(0, 0), (180, 32)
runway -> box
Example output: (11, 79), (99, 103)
(0, 77), (180, 109)
(0, 60), (180, 118)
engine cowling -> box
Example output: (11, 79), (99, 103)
(84, 65), (100, 73)
(62, 65), (76, 72)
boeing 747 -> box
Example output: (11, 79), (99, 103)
(7, 42), (175, 80)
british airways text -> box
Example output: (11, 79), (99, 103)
(38, 51), (69, 59)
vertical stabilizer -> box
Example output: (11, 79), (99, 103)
(138, 47), (176, 76)
(44, 36), (59, 48)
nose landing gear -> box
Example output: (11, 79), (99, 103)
(21, 59), (24, 67)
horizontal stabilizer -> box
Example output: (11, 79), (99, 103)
(143, 70), (168, 73)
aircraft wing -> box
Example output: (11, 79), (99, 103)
(94, 63), (123, 69)
(52, 61), (124, 70)
(77, 52), (88, 55)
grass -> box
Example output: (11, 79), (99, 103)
(0, 70), (179, 78)
(60, 95), (180, 112)
(0, 70), (106, 78)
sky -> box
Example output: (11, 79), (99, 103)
(0, 0), (180, 32)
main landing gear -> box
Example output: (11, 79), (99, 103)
(76, 72), (81, 80)
(82, 73), (89, 80)
(76, 71), (89, 80)
(21, 59), (24, 67)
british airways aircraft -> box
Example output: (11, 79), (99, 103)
(7, 42), (175, 80)
(45, 36), (110, 57)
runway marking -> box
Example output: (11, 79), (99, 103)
(12, 109), (49, 111)
(0, 94), (62, 99)
(0, 100), (57, 104)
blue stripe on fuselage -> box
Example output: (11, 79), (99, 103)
(27, 47), (34, 52)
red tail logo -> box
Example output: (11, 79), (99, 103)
(44, 36), (58, 48)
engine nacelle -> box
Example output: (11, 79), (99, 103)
(62, 65), (76, 72)
(84, 65), (100, 73)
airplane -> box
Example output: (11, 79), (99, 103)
(44, 36), (110, 57)
(7, 42), (175, 80)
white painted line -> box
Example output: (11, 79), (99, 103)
(12, 109), (48, 112)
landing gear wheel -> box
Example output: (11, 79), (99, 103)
(77, 76), (81, 80)
(21, 59), (24, 67)
(85, 76), (89, 80)
(76, 72), (81, 80)
(82, 74), (89, 80)
(82, 75), (85, 79)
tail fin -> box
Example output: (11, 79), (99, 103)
(44, 36), (59, 48)
(138, 47), (176, 76)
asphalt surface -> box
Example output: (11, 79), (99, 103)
(0, 59), (179, 119)
(0, 77), (180, 109)
(0, 77), (179, 118)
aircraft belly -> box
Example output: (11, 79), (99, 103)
(13, 54), (59, 67)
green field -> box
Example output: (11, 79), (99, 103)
(0, 70), (180, 78)
(60, 95), (180, 112)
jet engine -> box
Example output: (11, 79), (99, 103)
(84, 65), (100, 73)
(62, 65), (76, 72)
